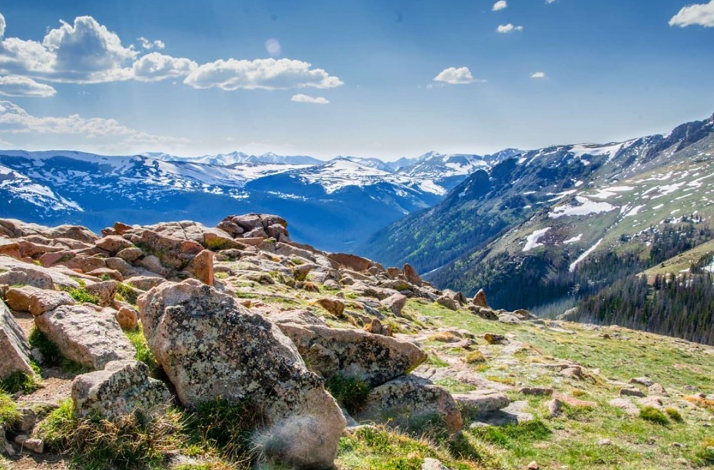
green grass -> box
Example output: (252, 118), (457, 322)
(124, 327), (158, 371)
(664, 407), (683, 423)
(324, 374), (372, 414)
(639, 406), (669, 425)
(0, 392), (20, 428)
(0, 369), (40, 394)
(117, 283), (140, 305)
(61, 286), (100, 305)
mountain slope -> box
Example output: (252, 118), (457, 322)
(362, 114), (714, 312)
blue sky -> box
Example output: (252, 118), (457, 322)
(0, 0), (712, 160)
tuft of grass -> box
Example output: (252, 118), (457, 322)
(465, 350), (486, 364)
(324, 374), (372, 415)
(29, 327), (62, 366)
(428, 331), (461, 343)
(117, 283), (140, 305)
(693, 437), (714, 466)
(0, 392), (20, 428)
(125, 327), (157, 371)
(427, 354), (449, 368)
(38, 399), (183, 470)
(470, 420), (552, 451)
(0, 370), (40, 394)
(67, 287), (101, 305)
(639, 406), (669, 425)
(664, 407), (683, 422)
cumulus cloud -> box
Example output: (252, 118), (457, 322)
(137, 37), (166, 50)
(291, 94), (329, 104)
(0, 12), (5, 37)
(184, 58), (343, 90)
(0, 99), (187, 145)
(530, 71), (546, 79)
(433, 66), (475, 85)
(669, 0), (714, 27)
(497, 24), (524, 33)
(133, 52), (197, 82)
(0, 75), (56, 97)
(492, 1), (508, 11)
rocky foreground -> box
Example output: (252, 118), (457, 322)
(0, 215), (713, 470)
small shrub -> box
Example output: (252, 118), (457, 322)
(465, 351), (486, 364)
(639, 406), (669, 425)
(324, 375), (371, 414)
(665, 407), (683, 422)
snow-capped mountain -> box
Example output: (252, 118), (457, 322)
(152, 151), (323, 167)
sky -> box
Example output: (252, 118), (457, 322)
(0, 0), (713, 161)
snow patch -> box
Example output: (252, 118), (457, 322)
(523, 227), (551, 252)
(569, 238), (604, 272)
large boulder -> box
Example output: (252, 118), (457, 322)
(71, 360), (172, 419)
(35, 305), (136, 370)
(353, 375), (462, 433)
(137, 280), (345, 469)
(0, 300), (34, 379)
(402, 263), (422, 287)
(472, 289), (488, 308)
(327, 253), (374, 272)
(274, 312), (427, 387)
(95, 236), (134, 255)
(5, 285), (74, 316)
(381, 293), (407, 316)
(0, 264), (54, 290)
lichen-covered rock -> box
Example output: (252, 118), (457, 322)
(0, 300), (34, 379)
(116, 305), (139, 330)
(275, 316), (426, 387)
(354, 375), (462, 433)
(327, 253), (374, 272)
(313, 297), (345, 317)
(453, 390), (510, 416)
(71, 360), (171, 419)
(436, 295), (458, 311)
(137, 279), (345, 469)
(35, 305), (136, 370)
(0, 264), (55, 290)
(84, 280), (118, 307)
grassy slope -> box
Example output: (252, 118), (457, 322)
(643, 239), (714, 277)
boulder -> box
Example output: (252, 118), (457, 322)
(116, 305), (139, 330)
(116, 247), (143, 262)
(95, 236), (133, 255)
(0, 300), (34, 379)
(0, 239), (21, 259)
(381, 293), (407, 316)
(327, 253), (373, 272)
(402, 263), (422, 287)
(453, 390), (510, 416)
(313, 298), (345, 318)
(71, 360), (172, 419)
(472, 289), (488, 308)
(469, 306), (498, 321)
(137, 280), (345, 469)
(620, 388), (646, 398)
(0, 265), (54, 290)
(275, 316), (426, 387)
(35, 305), (136, 370)
(185, 250), (214, 286)
(5, 286), (74, 316)
(436, 296), (458, 311)
(84, 280), (118, 307)
(608, 398), (639, 415)
(134, 230), (203, 270)
(354, 375), (462, 433)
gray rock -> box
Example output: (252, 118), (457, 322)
(5, 286), (74, 316)
(436, 296), (458, 311)
(422, 458), (452, 470)
(72, 360), (172, 419)
(35, 304), (136, 370)
(381, 293), (407, 316)
(453, 390), (510, 416)
(138, 279), (345, 469)
(620, 388), (646, 398)
(608, 398), (639, 415)
(0, 299), (34, 380)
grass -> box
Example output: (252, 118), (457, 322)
(465, 350), (486, 364)
(0, 392), (20, 428)
(28, 327), (90, 373)
(0, 369), (40, 394)
(124, 327), (158, 371)
(117, 283), (140, 305)
(324, 374), (372, 414)
(639, 406), (669, 425)
(664, 407), (684, 422)
(66, 287), (101, 305)
(693, 437), (714, 466)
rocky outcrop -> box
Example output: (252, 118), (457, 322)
(137, 279), (345, 469)
(472, 289), (488, 308)
(354, 375), (462, 433)
(0, 300), (34, 379)
(71, 360), (172, 419)
(274, 311), (426, 387)
(35, 305), (136, 370)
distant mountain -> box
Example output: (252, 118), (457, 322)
(0, 149), (491, 252)
(361, 113), (714, 312)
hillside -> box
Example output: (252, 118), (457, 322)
(362, 113), (714, 314)
(1, 216), (713, 470)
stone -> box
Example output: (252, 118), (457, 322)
(453, 391), (510, 416)
(609, 398), (639, 416)
(402, 263), (422, 287)
(203, 229), (243, 250)
(527, 461), (539, 470)
(86, 268), (124, 282)
(620, 388), (647, 398)
(597, 438), (612, 446)
(649, 383), (668, 396)
(0, 238), (21, 259)
(95, 236), (133, 255)
(116, 247), (143, 262)
(27, 288), (74, 316)
(137, 279), (345, 469)
(313, 297), (345, 317)
(0, 265), (54, 290)
(472, 289), (488, 308)
(381, 293), (407, 316)
(484, 333), (507, 344)
(470, 306), (498, 321)
(72, 360), (172, 419)
(519, 387), (553, 396)
(354, 375), (462, 433)
(498, 313), (522, 324)
(85, 280), (118, 307)
(554, 393), (596, 409)
(545, 398), (563, 417)
(327, 253), (374, 272)
(637, 396), (664, 409)
(0, 300), (34, 379)
(116, 305), (139, 330)
(124, 276), (165, 291)
(14, 435), (44, 453)
(185, 249), (214, 286)
(422, 458), (451, 470)
(436, 296), (458, 311)
(630, 377), (654, 387)
(276, 318), (427, 387)
(35, 304), (136, 370)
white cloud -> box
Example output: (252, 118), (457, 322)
(184, 58), (343, 90)
(546, 0), (556, 3)
(291, 94), (329, 104)
(0, 99), (187, 145)
(669, 0), (714, 27)
(133, 52), (197, 82)
(530, 71), (546, 79)
(492, 1), (508, 11)
(137, 37), (166, 50)
(0, 75), (56, 97)
(497, 24), (524, 33)
(433, 66), (476, 85)
(0, 13), (5, 38)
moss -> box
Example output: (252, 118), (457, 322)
(639, 406), (669, 425)
(325, 374), (372, 415)
(66, 287), (100, 305)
